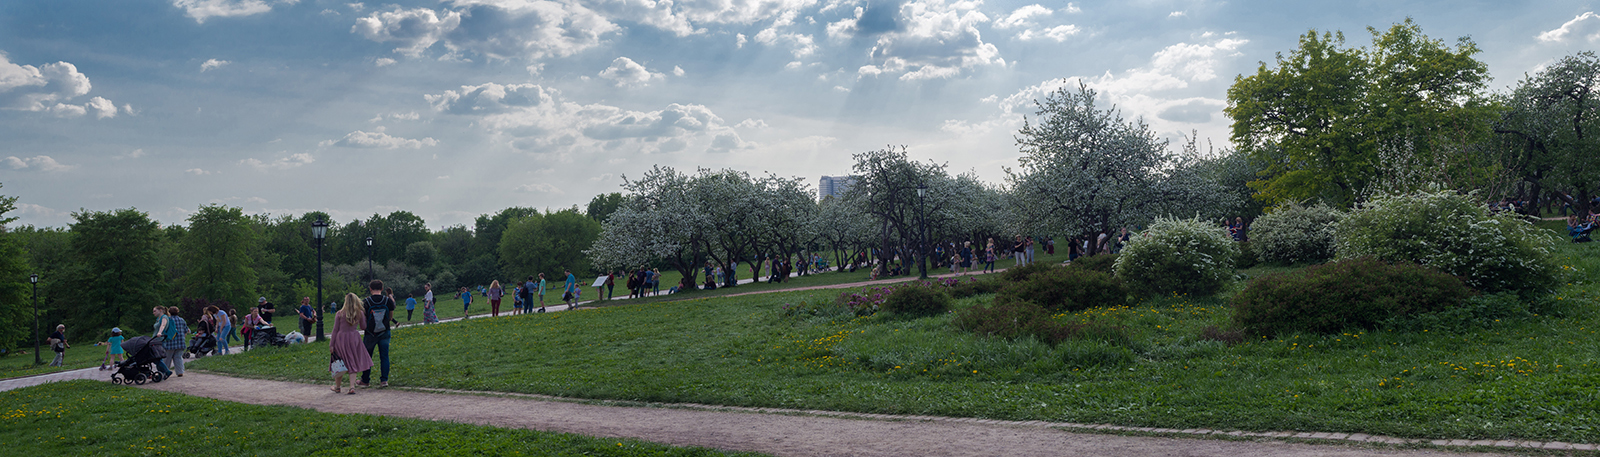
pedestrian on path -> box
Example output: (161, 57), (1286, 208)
(404, 293), (417, 321)
(47, 324), (68, 367)
(359, 279), (397, 388)
(149, 308), (174, 377)
(534, 274), (547, 312)
(563, 269), (577, 307)
(214, 306), (232, 355)
(329, 293), (374, 394)
(488, 280), (504, 317)
(162, 306), (189, 377)
(422, 283), (438, 324)
(99, 327), (124, 370)
(459, 287), (473, 319)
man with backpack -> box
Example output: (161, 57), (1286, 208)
(358, 279), (398, 388)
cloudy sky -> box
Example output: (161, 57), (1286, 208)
(2, 0), (1596, 229)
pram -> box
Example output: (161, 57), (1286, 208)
(187, 332), (216, 358)
(249, 325), (289, 348)
(110, 336), (167, 385)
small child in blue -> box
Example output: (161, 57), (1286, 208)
(460, 287), (473, 319)
(99, 327), (124, 370)
(405, 293), (418, 321)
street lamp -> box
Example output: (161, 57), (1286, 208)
(916, 183), (929, 279)
(30, 274), (40, 365)
(312, 219), (328, 342)
(365, 236), (374, 282)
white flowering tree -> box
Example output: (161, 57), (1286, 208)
(811, 191), (877, 272)
(1009, 82), (1230, 254)
(587, 166), (711, 290)
(1494, 51), (1600, 216)
(847, 146), (973, 277)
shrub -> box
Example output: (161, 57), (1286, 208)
(948, 277), (1003, 298)
(995, 268), (1127, 312)
(1113, 217), (1240, 297)
(1234, 241), (1259, 269)
(881, 285), (952, 317)
(1335, 189), (1562, 295)
(1381, 292), (1534, 333)
(1000, 261), (1063, 283)
(1251, 202), (1343, 264)
(954, 301), (1081, 345)
(1231, 257), (1475, 336)
(1067, 253), (1118, 274)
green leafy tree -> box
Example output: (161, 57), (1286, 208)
(500, 208), (602, 281)
(1226, 19), (1490, 207)
(178, 205), (264, 308)
(0, 187), (30, 351)
(586, 192), (625, 223)
(66, 208), (167, 334)
(472, 207), (538, 261)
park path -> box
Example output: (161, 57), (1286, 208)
(139, 373), (1534, 457)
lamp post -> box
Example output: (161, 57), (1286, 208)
(365, 236), (374, 282)
(916, 183), (929, 279)
(312, 219), (328, 342)
(30, 274), (40, 365)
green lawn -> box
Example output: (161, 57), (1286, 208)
(195, 240), (1600, 443)
(0, 380), (763, 457)
(1, 344), (119, 379)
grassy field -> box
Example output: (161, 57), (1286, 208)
(0, 380), (763, 457)
(195, 239), (1600, 443)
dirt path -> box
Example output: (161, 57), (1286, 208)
(139, 373), (1537, 457)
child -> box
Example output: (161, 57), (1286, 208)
(460, 287), (473, 319)
(99, 327), (124, 370)
(404, 293), (418, 321)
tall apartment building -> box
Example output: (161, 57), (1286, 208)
(818, 175), (857, 200)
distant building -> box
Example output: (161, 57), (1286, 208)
(819, 175), (857, 200)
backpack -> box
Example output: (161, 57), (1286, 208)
(365, 295), (392, 335)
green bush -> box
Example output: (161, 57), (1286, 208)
(948, 278), (1004, 298)
(1234, 241), (1259, 269)
(999, 261), (1063, 283)
(881, 285), (952, 317)
(1335, 189), (1562, 295)
(954, 301), (1078, 345)
(1114, 217), (1240, 297)
(995, 267), (1127, 312)
(1381, 292), (1533, 333)
(1251, 202), (1343, 264)
(1067, 253), (1118, 274)
(1231, 257), (1475, 336)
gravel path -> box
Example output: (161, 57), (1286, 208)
(137, 373), (1522, 457)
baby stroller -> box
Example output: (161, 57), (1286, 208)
(249, 325), (289, 348)
(111, 336), (167, 385)
(187, 332), (216, 358)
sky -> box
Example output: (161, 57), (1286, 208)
(2, 0), (1598, 229)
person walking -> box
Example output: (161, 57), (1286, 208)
(534, 274), (548, 312)
(404, 293), (417, 321)
(47, 324), (68, 367)
(488, 280), (504, 317)
(149, 307), (174, 378)
(358, 280), (397, 388)
(329, 293), (375, 394)
(604, 272), (615, 300)
(162, 306), (189, 377)
(422, 283), (439, 324)
(459, 287), (473, 320)
(563, 269), (577, 308)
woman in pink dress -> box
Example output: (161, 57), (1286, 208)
(329, 293), (374, 394)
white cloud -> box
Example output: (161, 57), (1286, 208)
(673, 65), (685, 76)
(242, 152), (315, 170)
(1169, 11), (1186, 18)
(86, 96), (118, 119)
(374, 57), (397, 67)
(200, 59), (231, 72)
(320, 128), (439, 149)
(369, 111), (420, 122)
(583, 0), (820, 37)
(736, 118), (768, 129)
(736, 33), (748, 48)
(115, 148), (146, 159)
(994, 4), (1051, 29)
(598, 57), (664, 87)
(515, 183), (563, 194)
(1019, 24), (1079, 42)
(429, 82), (747, 155)
(171, 0), (276, 23)
(857, 0), (1002, 81)
(354, 2), (618, 61)
(426, 82), (553, 114)
(1539, 12), (1600, 43)
(246, 197), (269, 204)
(588, 173), (614, 182)
(3, 155), (75, 172)
(707, 132), (756, 152)
(0, 53), (128, 119)
(185, 168), (214, 175)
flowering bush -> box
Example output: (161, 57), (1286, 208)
(1113, 217), (1240, 297)
(1251, 202), (1343, 264)
(1335, 190), (1562, 294)
(1232, 257), (1474, 336)
(827, 277), (988, 316)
